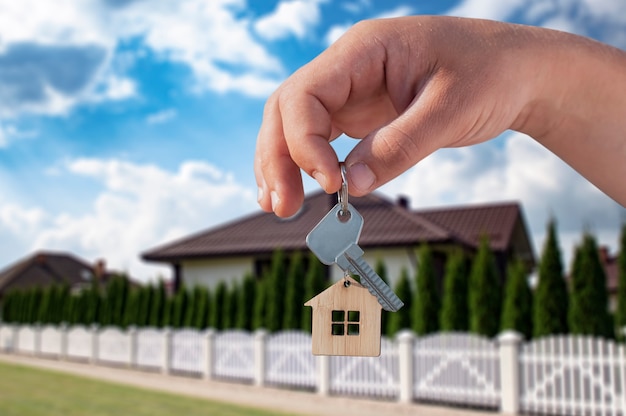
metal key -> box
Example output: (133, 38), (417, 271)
(306, 202), (403, 311)
(305, 165), (404, 312)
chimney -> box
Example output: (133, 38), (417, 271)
(94, 259), (106, 280)
(397, 195), (410, 209)
(36, 253), (47, 264)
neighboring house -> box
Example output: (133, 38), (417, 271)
(600, 246), (621, 312)
(0, 251), (127, 300)
(142, 190), (536, 291)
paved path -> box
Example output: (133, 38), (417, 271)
(0, 353), (499, 416)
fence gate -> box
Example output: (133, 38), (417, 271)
(520, 336), (626, 416)
(213, 330), (254, 382)
(413, 333), (500, 408)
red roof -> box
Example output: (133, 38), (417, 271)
(142, 191), (533, 264)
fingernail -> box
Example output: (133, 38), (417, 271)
(312, 170), (327, 189)
(270, 191), (280, 212)
(257, 187), (264, 203)
(349, 163), (375, 193)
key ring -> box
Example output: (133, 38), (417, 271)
(338, 162), (349, 215)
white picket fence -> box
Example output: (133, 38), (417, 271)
(1, 324), (625, 415)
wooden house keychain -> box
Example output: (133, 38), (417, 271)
(304, 163), (404, 357)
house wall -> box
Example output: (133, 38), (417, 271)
(181, 257), (255, 290)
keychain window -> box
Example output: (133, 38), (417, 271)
(331, 310), (360, 336)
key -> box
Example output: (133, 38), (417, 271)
(306, 202), (404, 312)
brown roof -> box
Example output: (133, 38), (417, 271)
(0, 251), (94, 295)
(142, 191), (534, 264)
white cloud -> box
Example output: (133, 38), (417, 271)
(146, 108), (178, 125)
(374, 6), (414, 20)
(0, 158), (258, 282)
(0, 122), (36, 148)
(255, 0), (324, 41)
(325, 24), (352, 46)
(380, 132), (626, 269)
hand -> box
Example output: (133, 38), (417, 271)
(255, 16), (626, 217)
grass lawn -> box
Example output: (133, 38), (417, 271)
(0, 361), (300, 416)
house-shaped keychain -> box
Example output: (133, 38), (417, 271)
(304, 276), (382, 357)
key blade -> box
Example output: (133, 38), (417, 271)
(344, 248), (404, 312)
(306, 203), (363, 265)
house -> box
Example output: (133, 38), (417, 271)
(305, 276), (382, 356)
(599, 246), (621, 311)
(141, 190), (536, 291)
(0, 251), (127, 300)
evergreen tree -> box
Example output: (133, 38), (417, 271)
(376, 259), (391, 336)
(302, 253), (327, 332)
(150, 280), (167, 328)
(616, 224), (626, 336)
(171, 286), (189, 328)
(193, 286), (210, 330)
(56, 284), (70, 324)
(265, 249), (287, 332)
(85, 280), (101, 326)
(136, 285), (153, 327)
(468, 237), (501, 337)
(236, 273), (256, 331)
(123, 289), (140, 328)
(223, 282), (240, 330)
(569, 233), (612, 337)
(183, 287), (196, 328)
(440, 249), (469, 331)
(252, 277), (267, 331)
(387, 268), (413, 336)
(500, 259), (533, 339)
(211, 281), (227, 330)
(534, 220), (569, 337)
(38, 286), (52, 324)
(413, 245), (440, 335)
(283, 251), (306, 330)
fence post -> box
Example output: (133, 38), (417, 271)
(162, 327), (172, 375)
(397, 330), (415, 404)
(204, 329), (216, 381)
(34, 323), (41, 356)
(254, 329), (268, 387)
(12, 324), (19, 353)
(90, 324), (99, 365)
(128, 326), (137, 368)
(498, 330), (522, 414)
(60, 323), (68, 361)
(317, 355), (331, 396)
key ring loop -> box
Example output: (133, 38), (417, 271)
(338, 163), (349, 215)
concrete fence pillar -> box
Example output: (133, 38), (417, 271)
(90, 325), (99, 365)
(254, 329), (268, 387)
(397, 330), (415, 404)
(128, 326), (137, 368)
(60, 323), (68, 361)
(204, 329), (216, 381)
(317, 355), (331, 396)
(34, 323), (42, 356)
(498, 330), (523, 414)
(162, 327), (172, 375)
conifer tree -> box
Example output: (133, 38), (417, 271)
(237, 273), (256, 331)
(387, 268), (413, 336)
(440, 249), (469, 331)
(38, 286), (52, 324)
(252, 277), (267, 331)
(136, 285), (153, 327)
(569, 233), (612, 337)
(211, 281), (227, 330)
(501, 259), (533, 339)
(183, 287), (196, 328)
(150, 280), (167, 328)
(57, 284), (70, 324)
(85, 280), (101, 326)
(222, 282), (239, 329)
(193, 286), (210, 330)
(302, 253), (327, 332)
(265, 249), (287, 332)
(534, 220), (569, 337)
(616, 224), (626, 337)
(283, 251), (306, 330)
(376, 259), (391, 336)
(468, 237), (501, 337)
(171, 286), (188, 328)
(413, 245), (440, 335)
(123, 289), (140, 328)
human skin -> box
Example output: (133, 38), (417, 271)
(255, 16), (626, 217)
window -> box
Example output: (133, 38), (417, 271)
(331, 310), (360, 336)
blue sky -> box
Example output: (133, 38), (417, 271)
(1, 0), (625, 281)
